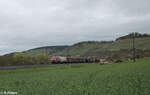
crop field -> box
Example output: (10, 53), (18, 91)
(0, 59), (150, 95)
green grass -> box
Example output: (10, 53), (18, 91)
(0, 59), (150, 95)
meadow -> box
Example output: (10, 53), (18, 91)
(0, 59), (150, 95)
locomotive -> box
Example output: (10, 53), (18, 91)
(51, 56), (99, 64)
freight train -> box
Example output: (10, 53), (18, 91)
(51, 56), (99, 64)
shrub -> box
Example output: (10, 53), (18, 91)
(0, 56), (13, 66)
(13, 53), (34, 65)
(34, 53), (49, 64)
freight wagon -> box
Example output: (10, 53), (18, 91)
(51, 56), (99, 64)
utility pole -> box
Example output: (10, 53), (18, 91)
(133, 32), (136, 62)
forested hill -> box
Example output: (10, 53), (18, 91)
(23, 46), (69, 56)
(4, 33), (150, 58)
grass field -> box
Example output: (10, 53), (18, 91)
(0, 59), (150, 95)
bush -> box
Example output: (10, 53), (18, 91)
(34, 53), (50, 64)
(13, 53), (34, 65)
(115, 60), (123, 63)
(0, 56), (13, 67)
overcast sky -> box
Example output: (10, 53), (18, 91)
(0, 0), (150, 55)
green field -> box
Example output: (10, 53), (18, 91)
(0, 59), (150, 95)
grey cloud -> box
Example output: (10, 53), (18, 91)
(115, 0), (150, 16)
(0, 0), (150, 55)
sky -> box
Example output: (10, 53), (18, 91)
(0, 0), (150, 55)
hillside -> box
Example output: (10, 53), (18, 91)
(22, 37), (150, 58)
(51, 37), (150, 58)
(24, 46), (69, 56)
(5, 33), (150, 59)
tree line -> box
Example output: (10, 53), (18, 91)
(0, 53), (50, 67)
(116, 32), (150, 40)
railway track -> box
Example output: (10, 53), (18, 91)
(0, 63), (94, 70)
